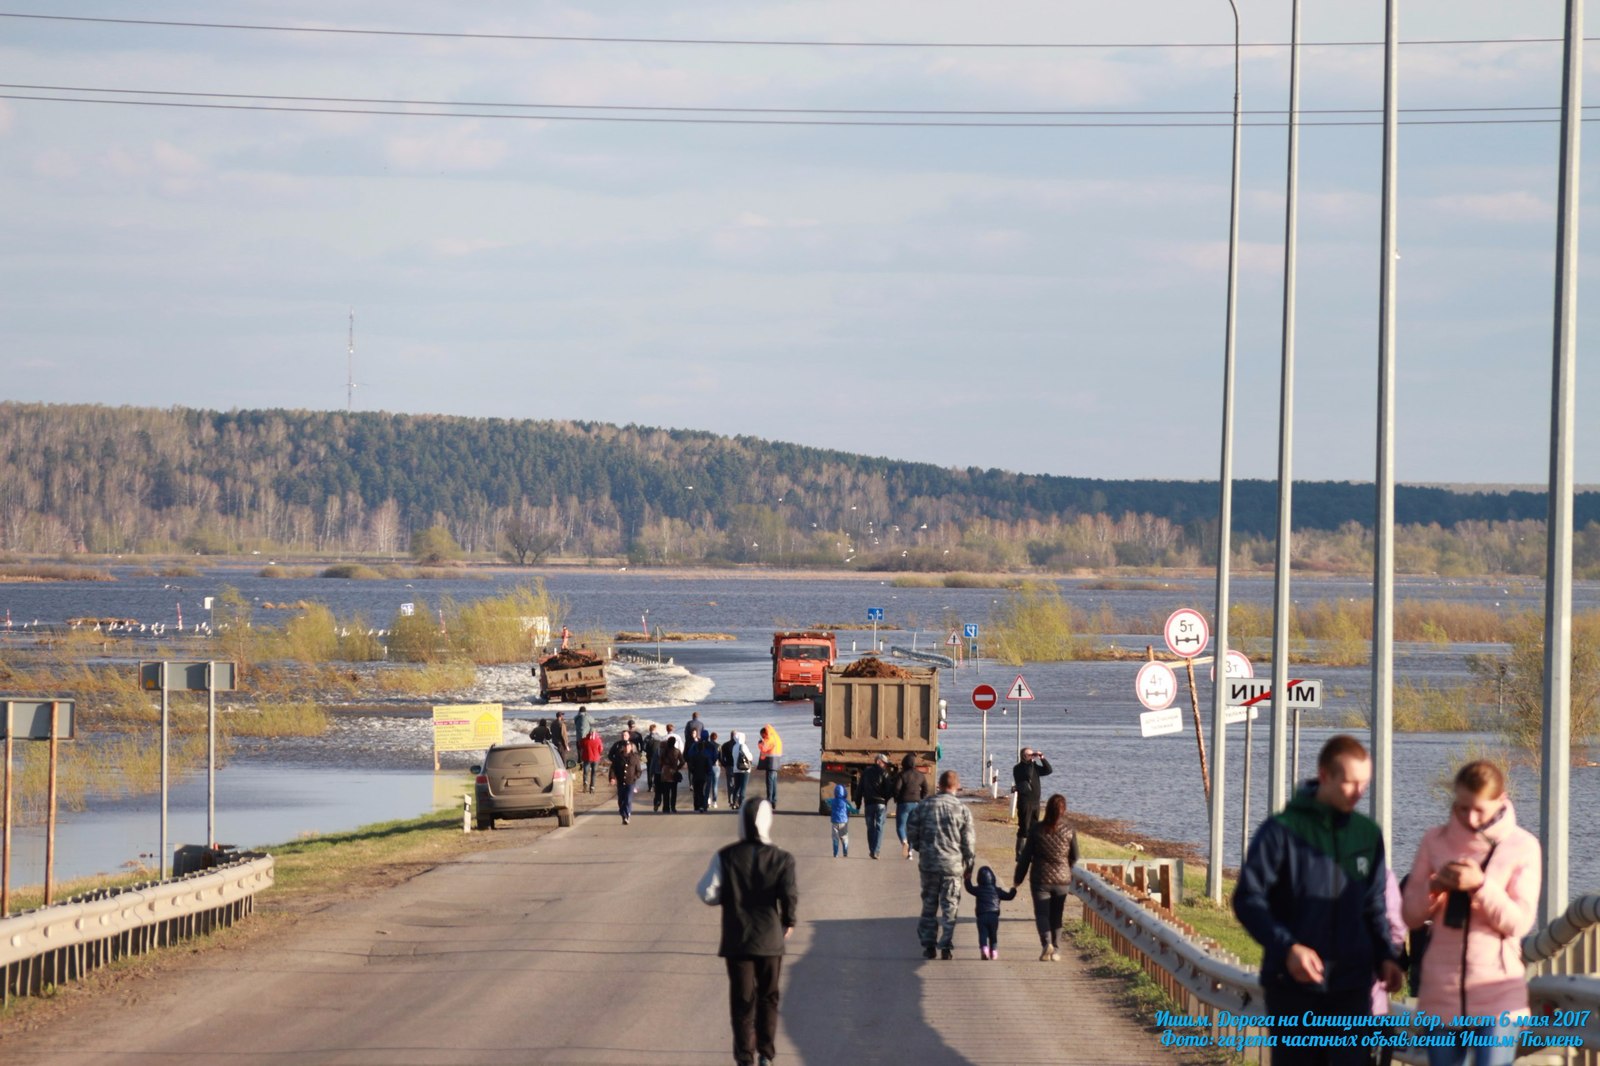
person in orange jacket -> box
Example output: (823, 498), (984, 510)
(757, 724), (783, 805)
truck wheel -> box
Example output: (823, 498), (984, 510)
(557, 808), (573, 828)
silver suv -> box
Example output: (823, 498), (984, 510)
(472, 742), (575, 830)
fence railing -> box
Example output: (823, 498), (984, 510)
(1073, 862), (1599, 1066)
(0, 854), (274, 1005)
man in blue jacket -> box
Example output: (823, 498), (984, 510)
(1233, 734), (1403, 1065)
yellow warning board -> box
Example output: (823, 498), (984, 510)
(432, 703), (504, 753)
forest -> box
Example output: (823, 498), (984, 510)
(2, 401), (1598, 575)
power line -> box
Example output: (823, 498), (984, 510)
(0, 11), (1580, 50)
(0, 90), (1588, 128)
(0, 82), (1582, 119)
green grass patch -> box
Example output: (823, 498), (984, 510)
(264, 809), (475, 895)
(320, 563), (384, 580)
(223, 700), (329, 738)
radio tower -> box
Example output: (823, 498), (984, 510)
(346, 309), (356, 411)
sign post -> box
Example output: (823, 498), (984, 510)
(1006, 674), (1034, 760)
(963, 623), (980, 671)
(972, 684), (997, 796)
(867, 607), (884, 651)
(1163, 609), (1212, 802)
(140, 661), (237, 873)
(1, 699), (78, 915)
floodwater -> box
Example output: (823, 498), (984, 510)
(1, 568), (1595, 894)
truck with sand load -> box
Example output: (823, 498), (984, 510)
(811, 657), (943, 813)
(535, 646), (609, 702)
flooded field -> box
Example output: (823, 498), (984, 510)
(2, 567), (1595, 895)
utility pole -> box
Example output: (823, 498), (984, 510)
(1540, 0), (1583, 927)
(346, 309), (356, 412)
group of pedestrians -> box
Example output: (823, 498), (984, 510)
(567, 714), (783, 824)
(1234, 735), (1541, 1066)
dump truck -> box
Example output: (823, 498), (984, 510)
(812, 658), (943, 813)
(535, 646), (608, 702)
(771, 630), (837, 701)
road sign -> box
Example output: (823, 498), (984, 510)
(1006, 675), (1034, 701)
(1210, 649), (1254, 683)
(1135, 661), (1178, 711)
(1163, 608), (1210, 658)
(972, 684), (997, 710)
(2, 699), (77, 739)
(139, 661), (238, 692)
(963, 623), (979, 639)
(1224, 677), (1323, 709)
(400, 602), (416, 617)
(1224, 705), (1262, 726)
(1140, 707), (1184, 738)
(946, 631), (961, 647)
(866, 607), (885, 622)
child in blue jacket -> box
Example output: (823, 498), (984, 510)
(828, 783), (858, 857)
(964, 865), (1018, 959)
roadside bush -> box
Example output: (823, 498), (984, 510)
(388, 601), (445, 662)
(988, 585), (1085, 664)
(447, 582), (567, 664)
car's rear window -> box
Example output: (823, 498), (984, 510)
(486, 745), (553, 769)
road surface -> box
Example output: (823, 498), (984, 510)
(3, 785), (1186, 1065)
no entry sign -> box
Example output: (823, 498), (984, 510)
(972, 684), (997, 711)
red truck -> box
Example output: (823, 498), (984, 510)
(771, 631), (837, 701)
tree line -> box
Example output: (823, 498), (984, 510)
(2, 401), (1598, 575)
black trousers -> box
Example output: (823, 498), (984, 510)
(1016, 804), (1040, 857)
(725, 955), (783, 1065)
(1262, 981), (1377, 1066)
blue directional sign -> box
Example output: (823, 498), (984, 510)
(867, 607), (885, 622)
(963, 623), (979, 639)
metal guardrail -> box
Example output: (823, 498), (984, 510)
(1073, 865), (1600, 1066)
(887, 646), (956, 668)
(0, 854), (274, 1005)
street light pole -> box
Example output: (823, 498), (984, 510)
(1540, 0), (1583, 926)
(1207, 0), (1243, 905)
(1269, 0), (1303, 817)
(1370, 0), (1400, 844)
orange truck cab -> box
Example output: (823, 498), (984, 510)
(771, 631), (837, 700)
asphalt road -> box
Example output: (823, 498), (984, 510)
(3, 784), (1183, 1065)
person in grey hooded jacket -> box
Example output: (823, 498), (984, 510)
(698, 800), (797, 1066)
(905, 770), (976, 959)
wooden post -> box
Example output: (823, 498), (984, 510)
(1186, 657), (1212, 801)
(1159, 864), (1174, 912)
(45, 702), (59, 905)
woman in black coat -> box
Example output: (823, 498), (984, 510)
(655, 736), (684, 814)
(1013, 793), (1079, 961)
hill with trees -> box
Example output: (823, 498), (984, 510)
(1, 402), (1595, 574)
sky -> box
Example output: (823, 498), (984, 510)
(1, 1), (1596, 485)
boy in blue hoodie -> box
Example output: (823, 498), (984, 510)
(828, 783), (858, 858)
(963, 865), (1018, 959)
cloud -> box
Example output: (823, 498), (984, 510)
(384, 122), (509, 172)
(1427, 190), (1548, 224)
(1142, 239), (1282, 277)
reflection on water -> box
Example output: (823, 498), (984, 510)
(3, 569), (1596, 895)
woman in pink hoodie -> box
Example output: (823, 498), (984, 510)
(1401, 760), (1541, 1066)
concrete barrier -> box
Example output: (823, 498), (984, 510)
(1, 854), (274, 1005)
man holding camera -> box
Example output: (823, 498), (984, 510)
(1011, 748), (1053, 860)
(1233, 735), (1404, 1065)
